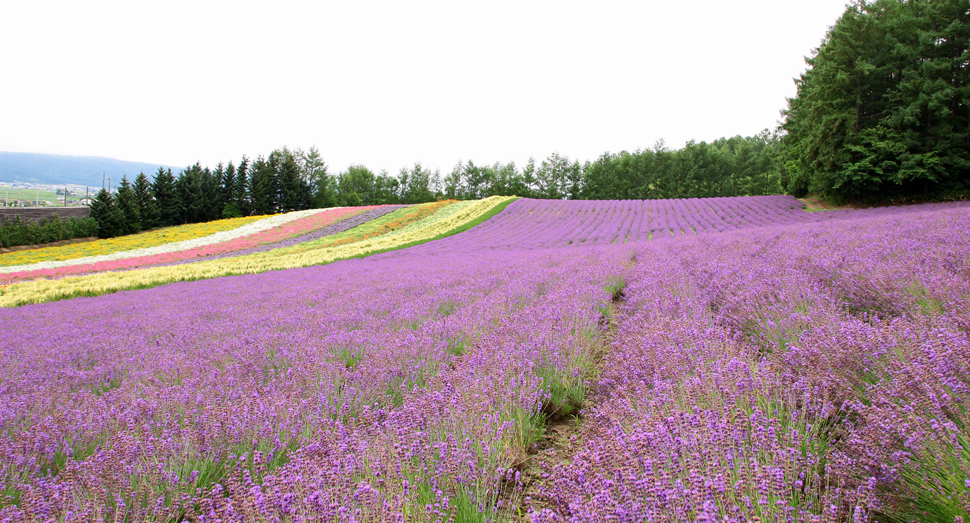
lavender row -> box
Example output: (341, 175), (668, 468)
(0, 233), (628, 521)
(530, 203), (970, 522)
(383, 196), (969, 258)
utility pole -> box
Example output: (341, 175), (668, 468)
(36, 188), (39, 207)
(102, 173), (106, 191)
(64, 186), (68, 207)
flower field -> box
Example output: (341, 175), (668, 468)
(0, 214), (268, 267)
(0, 198), (511, 307)
(0, 196), (968, 522)
(0, 207), (383, 283)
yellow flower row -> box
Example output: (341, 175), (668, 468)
(0, 215), (269, 267)
(0, 197), (515, 307)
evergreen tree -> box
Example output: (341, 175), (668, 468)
(89, 188), (124, 239)
(783, 0), (970, 201)
(175, 165), (205, 224)
(220, 160), (244, 218)
(274, 148), (304, 212)
(115, 175), (141, 235)
(235, 156), (251, 215)
(132, 172), (159, 230)
(213, 162), (228, 215)
(299, 146), (327, 208)
(247, 156), (278, 215)
(152, 167), (179, 227)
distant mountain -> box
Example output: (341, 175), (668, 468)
(0, 152), (180, 188)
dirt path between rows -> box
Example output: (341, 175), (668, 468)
(508, 292), (624, 520)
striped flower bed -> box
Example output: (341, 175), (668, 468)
(0, 207), (377, 283)
(0, 197), (514, 307)
(0, 209), (327, 275)
(0, 214), (268, 267)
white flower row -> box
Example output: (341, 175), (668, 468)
(0, 208), (331, 274)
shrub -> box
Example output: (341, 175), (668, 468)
(0, 214), (99, 249)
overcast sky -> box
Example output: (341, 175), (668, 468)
(0, 0), (849, 175)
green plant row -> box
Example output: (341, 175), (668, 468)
(0, 215), (98, 249)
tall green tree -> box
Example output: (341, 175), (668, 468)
(89, 188), (124, 238)
(220, 160), (244, 218)
(298, 146), (327, 208)
(337, 165), (377, 206)
(247, 156), (278, 215)
(132, 172), (159, 230)
(444, 161), (466, 199)
(399, 162), (435, 203)
(273, 148), (305, 212)
(783, 0), (970, 201)
(115, 175), (141, 235)
(235, 156), (251, 215)
(152, 167), (179, 227)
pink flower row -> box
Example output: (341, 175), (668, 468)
(0, 207), (375, 284)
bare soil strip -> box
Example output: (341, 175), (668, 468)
(510, 293), (624, 520)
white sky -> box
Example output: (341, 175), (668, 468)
(0, 0), (849, 175)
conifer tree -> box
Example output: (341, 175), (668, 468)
(152, 167), (179, 227)
(115, 175), (141, 235)
(88, 188), (124, 238)
(274, 148), (304, 212)
(783, 0), (970, 201)
(132, 172), (159, 231)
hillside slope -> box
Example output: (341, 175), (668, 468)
(0, 152), (178, 187)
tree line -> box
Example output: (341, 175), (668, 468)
(87, 136), (788, 238)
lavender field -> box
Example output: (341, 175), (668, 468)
(1, 196), (968, 522)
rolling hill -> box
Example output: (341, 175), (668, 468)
(0, 152), (179, 187)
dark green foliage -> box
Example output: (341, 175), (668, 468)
(234, 157), (250, 215)
(579, 133), (786, 200)
(88, 189), (124, 239)
(783, 0), (970, 202)
(373, 171), (400, 205)
(337, 165), (377, 206)
(115, 175), (141, 235)
(399, 163), (436, 203)
(0, 215), (98, 248)
(175, 164), (206, 224)
(275, 149), (305, 212)
(247, 156), (278, 215)
(132, 172), (159, 231)
(221, 202), (244, 219)
(152, 167), (179, 227)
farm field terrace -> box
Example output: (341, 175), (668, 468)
(0, 196), (968, 522)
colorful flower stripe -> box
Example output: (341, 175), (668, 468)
(0, 214), (268, 266)
(0, 197), (513, 306)
(0, 209), (328, 274)
(281, 199), (455, 252)
(0, 207), (376, 283)
(151, 205), (407, 269)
